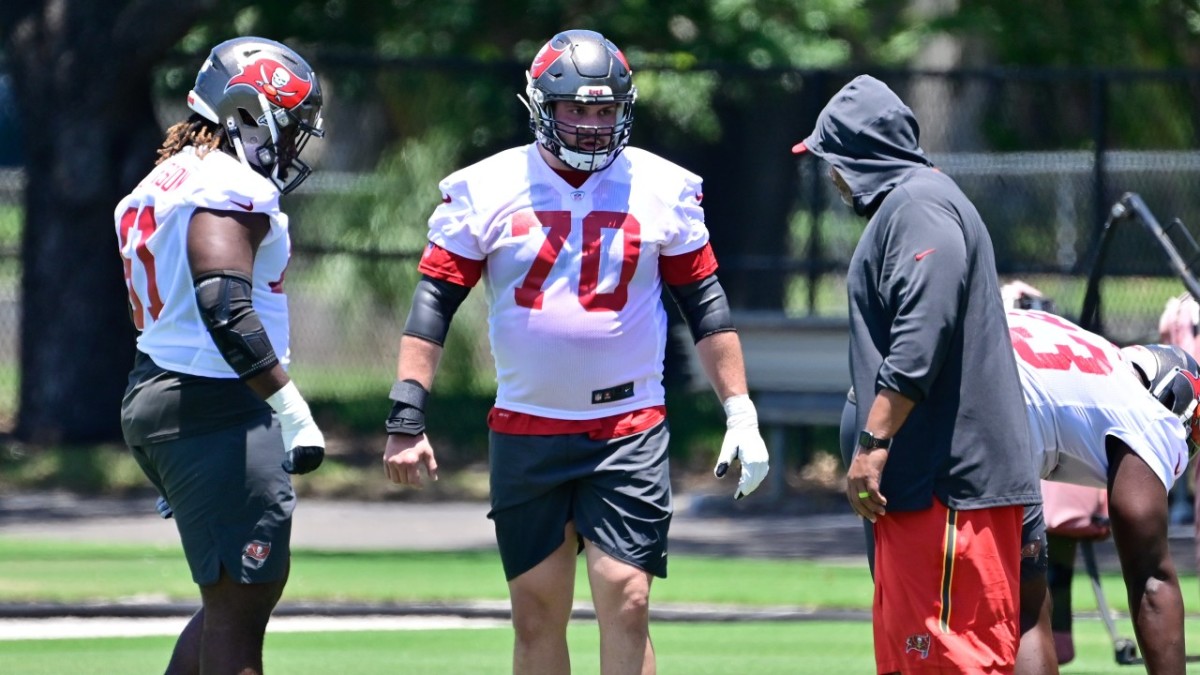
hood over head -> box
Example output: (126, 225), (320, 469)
(792, 75), (932, 216)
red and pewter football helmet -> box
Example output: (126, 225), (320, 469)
(187, 36), (325, 194)
(1121, 343), (1200, 456)
(521, 29), (636, 172)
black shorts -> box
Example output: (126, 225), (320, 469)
(488, 421), (672, 581)
(129, 416), (295, 586)
(1021, 502), (1049, 580)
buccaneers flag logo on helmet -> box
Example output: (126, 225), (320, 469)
(529, 42), (566, 80)
(226, 58), (314, 110)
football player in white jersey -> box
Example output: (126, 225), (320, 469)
(1007, 308), (1198, 674)
(382, 29), (769, 674)
(115, 37), (325, 675)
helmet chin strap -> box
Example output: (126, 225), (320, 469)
(257, 93), (284, 184)
(224, 108), (288, 187)
(225, 118), (252, 167)
(517, 74), (535, 115)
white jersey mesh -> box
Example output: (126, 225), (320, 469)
(114, 147), (291, 378)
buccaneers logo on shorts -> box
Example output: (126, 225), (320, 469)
(242, 540), (272, 569)
(1022, 540), (1043, 559)
(905, 633), (932, 659)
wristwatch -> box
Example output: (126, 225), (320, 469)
(857, 430), (892, 450)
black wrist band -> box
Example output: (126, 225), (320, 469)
(389, 379), (428, 409)
(386, 379), (428, 436)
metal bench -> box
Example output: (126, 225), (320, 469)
(685, 311), (852, 499)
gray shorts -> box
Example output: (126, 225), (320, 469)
(488, 421), (672, 581)
(130, 415), (295, 586)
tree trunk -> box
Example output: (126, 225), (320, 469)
(2, 0), (214, 443)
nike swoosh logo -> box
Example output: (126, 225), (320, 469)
(914, 248), (936, 261)
(230, 199), (254, 211)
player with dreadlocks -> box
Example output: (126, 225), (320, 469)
(156, 117), (222, 162)
(115, 36), (325, 674)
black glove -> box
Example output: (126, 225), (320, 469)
(283, 445), (325, 475)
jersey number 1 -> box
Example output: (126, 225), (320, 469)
(118, 206), (163, 331)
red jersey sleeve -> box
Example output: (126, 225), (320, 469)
(417, 243), (484, 287)
(660, 242), (719, 286)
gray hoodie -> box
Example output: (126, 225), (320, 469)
(799, 75), (1040, 511)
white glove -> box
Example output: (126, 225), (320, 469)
(713, 394), (770, 499)
(266, 381), (326, 475)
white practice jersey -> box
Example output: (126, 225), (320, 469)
(114, 147), (291, 378)
(1008, 309), (1188, 490)
(428, 144), (711, 418)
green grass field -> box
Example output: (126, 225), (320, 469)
(0, 623), (879, 674)
(3, 536), (1200, 674)
(0, 538), (886, 608)
(0, 537), (1181, 614)
(3, 617), (1199, 674)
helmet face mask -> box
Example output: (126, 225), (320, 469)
(1121, 344), (1200, 457)
(187, 37), (324, 194)
(522, 29), (636, 172)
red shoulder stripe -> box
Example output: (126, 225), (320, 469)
(418, 243), (484, 287)
(660, 243), (719, 286)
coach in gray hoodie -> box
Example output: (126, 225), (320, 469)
(794, 75), (1042, 674)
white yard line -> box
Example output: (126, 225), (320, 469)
(0, 615), (508, 641)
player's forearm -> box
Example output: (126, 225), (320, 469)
(695, 330), (749, 401)
(863, 388), (915, 439)
(397, 334), (443, 391)
(244, 364), (291, 399)
(384, 335), (442, 439)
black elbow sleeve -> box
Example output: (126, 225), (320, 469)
(194, 271), (279, 379)
(403, 275), (471, 346)
(667, 274), (736, 343)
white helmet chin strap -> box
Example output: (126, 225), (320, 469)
(257, 93), (284, 184)
(224, 118), (251, 168)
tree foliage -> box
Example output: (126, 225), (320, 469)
(936, 0), (1200, 68)
(930, 1), (1200, 150)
